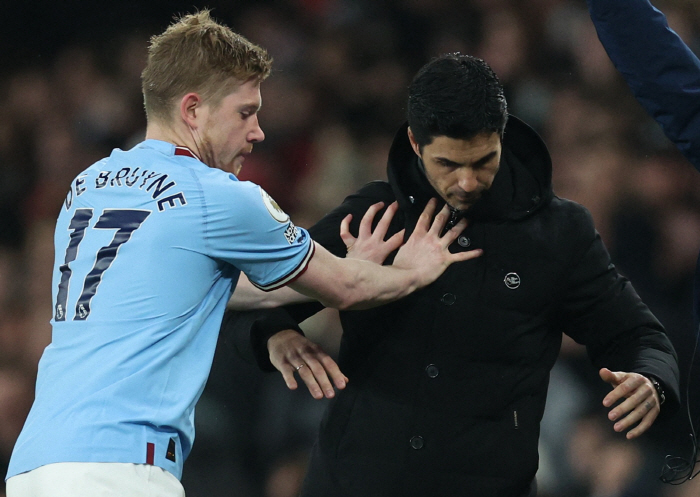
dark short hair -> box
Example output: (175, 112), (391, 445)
(407, 53), (508, 149)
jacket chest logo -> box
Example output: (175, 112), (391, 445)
(504, 272), (521, 290)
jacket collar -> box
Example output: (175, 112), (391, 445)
(386, 115), (554, 224)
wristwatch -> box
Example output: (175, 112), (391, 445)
(647, 376), (666, 406)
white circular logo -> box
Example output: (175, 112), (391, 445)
(504, 272), (521, 290)
(260, 188), (289, 223)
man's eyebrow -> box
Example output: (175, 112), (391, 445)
(436, 150), (498, 167)
(472, 151), (498, 168)
(239, 102), (262, 112)
(435, 156), (462, 167)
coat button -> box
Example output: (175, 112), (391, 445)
(425, 364), (439, 378)
(440, 293), (456, 305)
(410, 436), (424, 449)
(458, 236), (471, 248)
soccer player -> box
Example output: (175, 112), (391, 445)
(4, 11), (480, 497)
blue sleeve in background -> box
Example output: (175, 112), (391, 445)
(588, 0), (700, 170)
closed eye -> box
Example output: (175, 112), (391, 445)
(436, 158), (460, 168)
(239, 104), (261, 119)
(472, 151), (498, 170)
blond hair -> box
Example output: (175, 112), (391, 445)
(141, 10), (272, 123)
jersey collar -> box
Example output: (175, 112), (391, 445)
(174, 146), (197, 159)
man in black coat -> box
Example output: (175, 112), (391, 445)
(223, 54), (680, 497)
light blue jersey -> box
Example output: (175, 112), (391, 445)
(7, 140), (313, 481)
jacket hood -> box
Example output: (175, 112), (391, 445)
(386, 115), (554, 223)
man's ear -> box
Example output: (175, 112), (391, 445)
(407, 127), (421, 157)
(180, 92), (203, 129)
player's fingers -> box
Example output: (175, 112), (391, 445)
(278, 363), (299, 391)
(300, 354), (337, 399)
(359, 202), (384, 239)
(416, 198), (437, 232)
(295, 362), (324, 400)
(384, 229), (406, 254)
(375, 201), (398, 239)
(428, 204), (451, 236)
(340, 214), (355, 250)
(450, 248), (483, 263)
(318, 354), (347, 391)
(441, 218), (468, 246)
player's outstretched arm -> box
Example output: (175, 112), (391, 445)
(228, 272), (314, 310)
(289, 198), (482, 310)
(228, 200), (406, 311)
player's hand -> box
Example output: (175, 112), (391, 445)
(599, 368), (660, 439)
(393, 198), (482, 286)
(268, 329), (348, 400)
(340, 201), (405, 264)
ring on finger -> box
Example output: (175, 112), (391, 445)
(295, 364), (305, 371)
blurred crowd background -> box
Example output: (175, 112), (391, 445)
(2, 0), (700, 496)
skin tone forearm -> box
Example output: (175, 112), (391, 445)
(228, 273), (313, 310)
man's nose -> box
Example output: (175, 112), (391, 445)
(249, 116), (265, 143)
(457, 168), (478, 192)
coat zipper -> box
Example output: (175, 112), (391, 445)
(443, 207), (461, 234)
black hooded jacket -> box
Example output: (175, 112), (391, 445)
(222, 116), (680, 497)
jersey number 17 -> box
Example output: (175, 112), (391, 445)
(54, 208), (151, 322)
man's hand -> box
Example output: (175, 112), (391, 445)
(599, 367), (660, 439)
(340, 201), (405, 264)
(268, 329), (348, 400)
(393, 198), (482, 286)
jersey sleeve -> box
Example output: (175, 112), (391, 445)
(202, 177), (314, 291)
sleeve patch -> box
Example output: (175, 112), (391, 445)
(260, 188), (290, 223)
